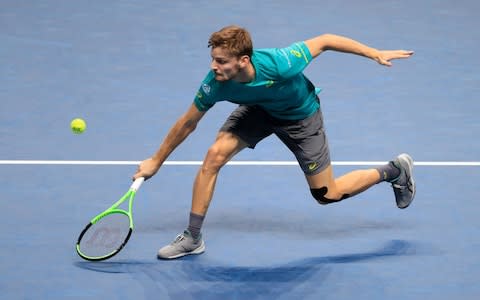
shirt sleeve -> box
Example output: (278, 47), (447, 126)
(193, 71), (217, 112)
(273, 41), (313, 79)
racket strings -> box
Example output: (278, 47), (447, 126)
(78, 212), (131, 259)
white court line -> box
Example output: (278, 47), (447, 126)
(0, 160), (479, 166)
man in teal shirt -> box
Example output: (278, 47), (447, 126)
(134, 25), (415, 259)
(194, 41), (320, 120)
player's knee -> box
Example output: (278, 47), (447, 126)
(310, 187), (350, 205)
(203, 145), (229, 173)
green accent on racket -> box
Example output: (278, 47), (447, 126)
(76, 177), (144, 261)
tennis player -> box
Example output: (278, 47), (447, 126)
(133, 25), (415, 259)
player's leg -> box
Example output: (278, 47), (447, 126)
(190, 105), (273, 217)
(190, 131), (248, 219)
(306, 165), (382, 204)
(306, 154), (415, 206)
(157, 105), (273, 259)
(274, 107), (414, 205)
(273, 108), (354, 203)
(157, 131), (247, 259)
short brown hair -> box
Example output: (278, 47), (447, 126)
(208, 25), (253, 58)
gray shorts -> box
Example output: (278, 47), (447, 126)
(219, 104), (331, 175)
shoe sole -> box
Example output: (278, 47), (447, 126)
(396, 153), (416, 209)
(157, 240), (206, 260)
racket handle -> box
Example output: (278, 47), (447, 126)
(130, 177), (145, 191)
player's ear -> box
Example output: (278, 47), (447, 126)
(238, 55), (250, 68)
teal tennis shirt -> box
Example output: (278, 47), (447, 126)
(194, 41), (322, 120)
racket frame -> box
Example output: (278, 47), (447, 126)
(76, 177), (144, 261)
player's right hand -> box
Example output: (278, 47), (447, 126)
(133, 157), (161, 181)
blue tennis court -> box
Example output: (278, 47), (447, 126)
(1, 1), (480, 299)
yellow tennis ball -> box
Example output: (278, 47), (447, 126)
(71, 118), (86, 134)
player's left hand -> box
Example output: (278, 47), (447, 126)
(375, 50), (414, 66)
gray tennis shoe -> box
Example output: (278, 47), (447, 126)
(390, 153), (416, 209)
(157, 230), (205, 259)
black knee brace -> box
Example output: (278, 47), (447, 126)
(310, 187), (350, 205)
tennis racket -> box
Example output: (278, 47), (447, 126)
(76, 177), (145, 261)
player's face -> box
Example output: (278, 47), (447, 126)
(210, 47), (245, 82)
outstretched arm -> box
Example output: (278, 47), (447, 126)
(133, 103), (206, 180)
(305, 34), (413, 66)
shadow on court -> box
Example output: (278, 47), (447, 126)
(74, 240), (415, 299)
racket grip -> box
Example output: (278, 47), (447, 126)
(130, 177), (145, 191)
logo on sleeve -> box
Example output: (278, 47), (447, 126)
(290, 50), (302, 58)
(202, 84), (211, 95)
